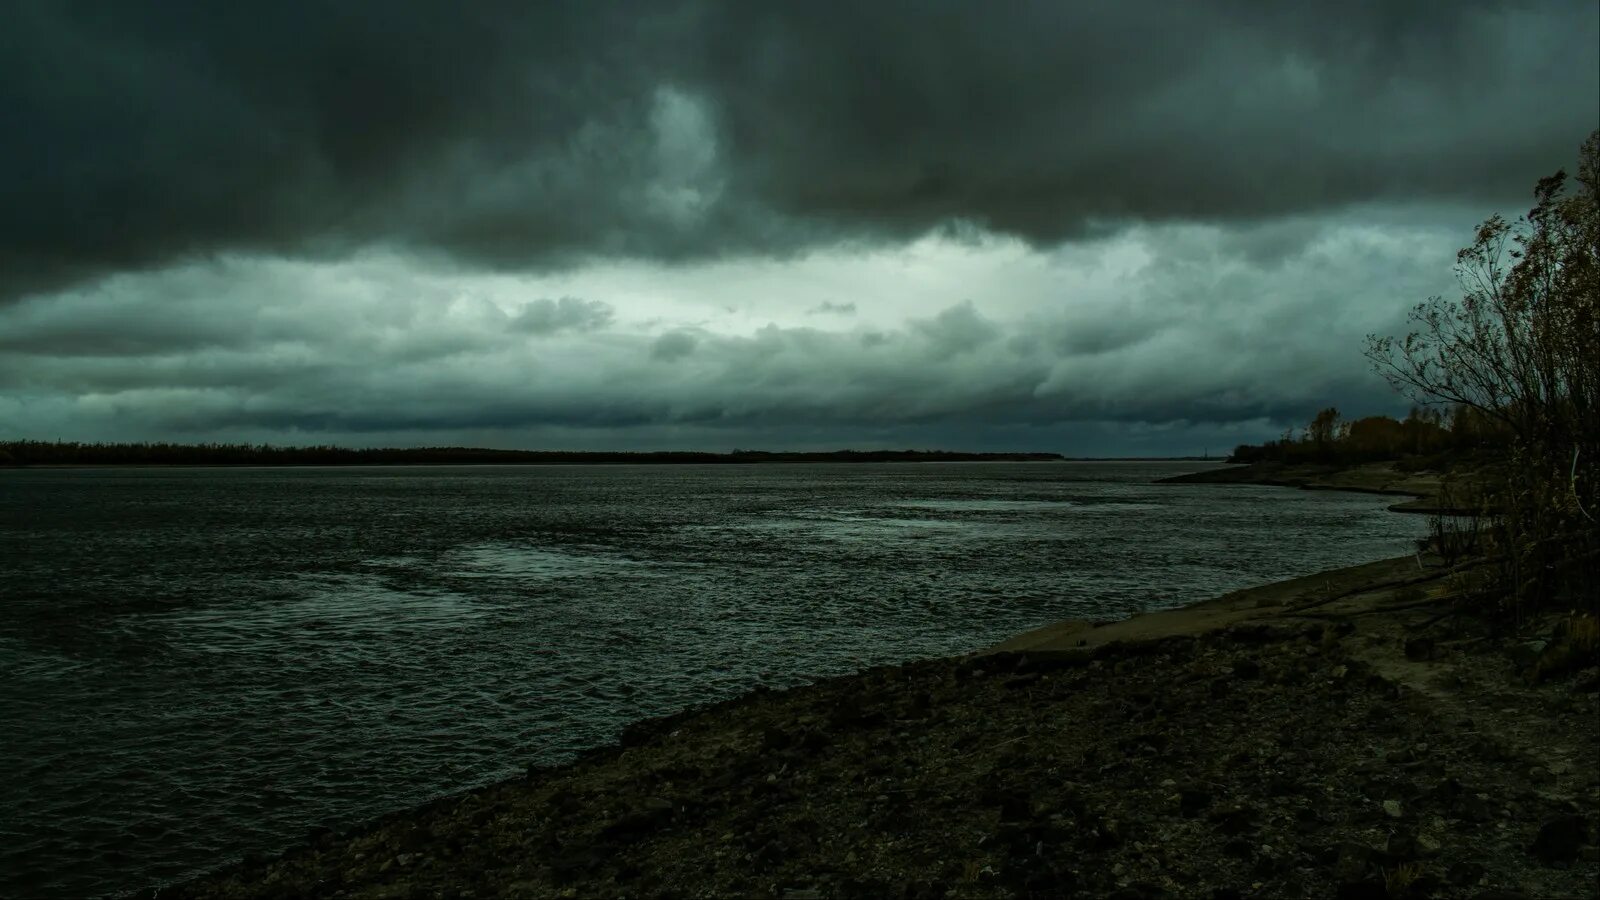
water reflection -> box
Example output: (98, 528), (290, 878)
(0, 462), (1426, 897)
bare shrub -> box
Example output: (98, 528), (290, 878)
(1368, 131), (1600, 617)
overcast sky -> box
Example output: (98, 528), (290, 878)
(3, 1), (1596, 454)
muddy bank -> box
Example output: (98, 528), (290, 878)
(154, 551), (1599, 899)
(1155, 462), (1456, 514)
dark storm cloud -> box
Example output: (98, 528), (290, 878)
(0, 1), (687, 299)
(700, 2), (1598, 240)
(3, 0), (1595, 301)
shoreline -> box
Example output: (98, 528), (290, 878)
(150, 467), (1599, 899)
(1153, 460), (1462, 515)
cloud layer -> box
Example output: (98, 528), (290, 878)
(3, 1), (1595, 301)
(2, 1), (1596, 452)
(0, 216), (1464, 452)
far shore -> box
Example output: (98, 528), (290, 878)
(151, 463), (1599, 899)
(1154, 459), (1456, 513)
(4, 457), (1195, 470)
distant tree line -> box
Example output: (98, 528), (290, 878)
(0, 441), (1064, 467)
(1228, 404), (1509, 466)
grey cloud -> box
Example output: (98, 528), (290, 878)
(650, 330), (699, 362)
(807, 301), (857, 316)
(508, 297), (615, 335)
(0, 257), (553, 368)
(911, 302), (1001, 355)
(1047, 316), (1157, 358)
(2, 1), (1594, 301)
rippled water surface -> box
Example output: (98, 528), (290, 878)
(0, 462), (1427, 897)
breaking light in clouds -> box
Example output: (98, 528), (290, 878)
(1, 1), (1595, 453)
(3, 216), (1468, 453)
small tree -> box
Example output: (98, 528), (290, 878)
(1308, 407), (1341, 452)
(1367, 130), (1599, 614)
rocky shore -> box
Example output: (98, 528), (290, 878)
(151, 468), (1599, 900)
